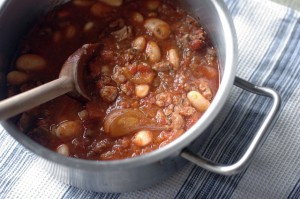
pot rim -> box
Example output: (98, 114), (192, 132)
(1, 0), (237, 170)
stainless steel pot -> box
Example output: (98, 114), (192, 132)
(0, 0), (281, 192)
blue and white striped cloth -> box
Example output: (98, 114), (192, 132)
(1, 0), (300, 198)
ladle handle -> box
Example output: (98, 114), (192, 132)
(180, 77), (281, 175)
(0, 77), (73, 121)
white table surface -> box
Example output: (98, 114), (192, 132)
(271, 0), (300, 10)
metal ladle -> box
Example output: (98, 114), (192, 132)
(0, 43), (100, 121)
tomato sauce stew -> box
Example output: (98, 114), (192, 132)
(7, 0), (219, 160)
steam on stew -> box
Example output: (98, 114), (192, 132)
(7, 0), (219, 160)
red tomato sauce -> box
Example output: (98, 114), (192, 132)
(7, 0), (219, 160)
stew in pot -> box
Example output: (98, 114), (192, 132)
(6, 0), (219, 160)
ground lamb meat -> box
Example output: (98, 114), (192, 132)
(155, 92), (172, 107)
(199, 81), (213, 101)
(171, 112), (184, 130)
(100, 86), (118, 102)
(111, 26), (132, 41)
(112, 66), (127, 84)
(120, 81), (134, 96)
(174, 105), (196, 116)
(152, 61), (172, 72)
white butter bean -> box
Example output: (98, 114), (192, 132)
(56, 144), (70, 156)
(53, 31), (62, 43)
(132, 36), (146, 52)
(145, 0), (161, 10)
(144, 18), (170, 40)
(55, 120), (83, 140)
(16, 54), (47, 71)
(91, 2), (111, 17)
(6, 71), (28, 85)
(167, 49), (180, 70)
(99, 0), (123, 6)
(133, 130), (153, 147)
(65, 25), (77, 39)
(73, 0), (95, 6)
(78, 110), (89, 120)
(146, 41), (161, 62)
(109, 18), (125, 28)
(84, 21), (94, 32)
(132, 12), (144, 23)
(101, 65), (111, 74)
(135, 84), (150, 98)
(187, 91), (211, 112)
(147, 12), (157, 17)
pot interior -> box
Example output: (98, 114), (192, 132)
(0, 0), (237, 167)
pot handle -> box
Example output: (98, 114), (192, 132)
(180, 76), (281, 175)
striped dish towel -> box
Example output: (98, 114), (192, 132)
(1, 0), (300, 198)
